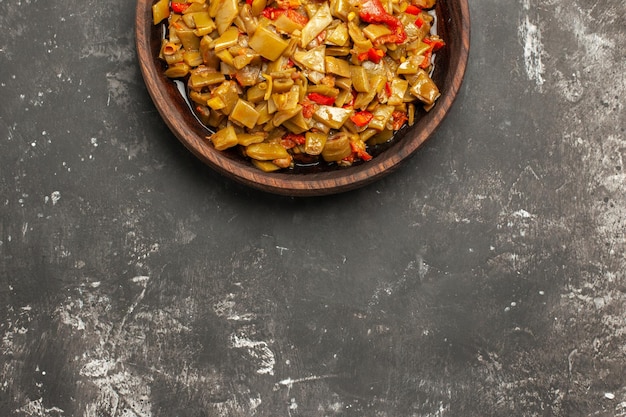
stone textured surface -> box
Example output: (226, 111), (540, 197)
(1, 0), (625, 416)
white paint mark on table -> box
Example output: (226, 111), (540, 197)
(51, 273), (156, 417)
(117, 276), (150, 333)
(275, 374), (342, 416)
(519, 0), (545, 89)
(249, 394), (263, 410)
(213, 296), (256, 322)
(566, 7), (615, 63)
(512, 209), (533, 219)
(274, 374), (340, 390)
(14, 397), (64, 417)
(230, 333), (276, 375)
(105, 66), (136, 110)
(276, 245), (290, 255)
(50, 191), (61, 205)
(81, 366), (153, 417)
(289, 397), (298, 412)
(58, 305), (86, 330)
(131, 275), (150, 284)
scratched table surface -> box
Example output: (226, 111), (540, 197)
(1, 0), (625, 416)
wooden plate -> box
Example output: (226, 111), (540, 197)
(135, 0), (470, 196)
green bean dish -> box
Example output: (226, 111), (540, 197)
(153, 0), (444, 171)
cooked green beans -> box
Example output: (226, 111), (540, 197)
(153, 0), (444, 171)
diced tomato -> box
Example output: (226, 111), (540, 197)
(415, 15), (424, 27)
(350, 140), (373, 161)
(281, 138), (297, 149)
(285, 9), (309, 25)
(391, 111), (408, 130)
(281, 133), (305, 149)
(284, 132), (306, 145)
(261, 7), (282, 19)
(302, 102), (315, 118)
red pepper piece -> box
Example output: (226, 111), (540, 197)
(307, 92), (336, 106)
(415, 15), (424, 28)
(358, 0), (393, 25)
(358, 48), (385, 63)
(358, 0), (406, 44)
(350, 111), (374, 127)
(405, 5), (421, 15)
(368, 47), (385, 63)
(246, 0), (253, 5)
(171, 2), (191, 13)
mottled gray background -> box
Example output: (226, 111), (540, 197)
(1, 0), (625, 416)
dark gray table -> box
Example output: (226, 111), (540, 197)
(1, 1), (625, 416)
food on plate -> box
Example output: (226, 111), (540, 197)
(152, 0), (444, 171)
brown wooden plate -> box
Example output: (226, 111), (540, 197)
(135, 0), (470, 196)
